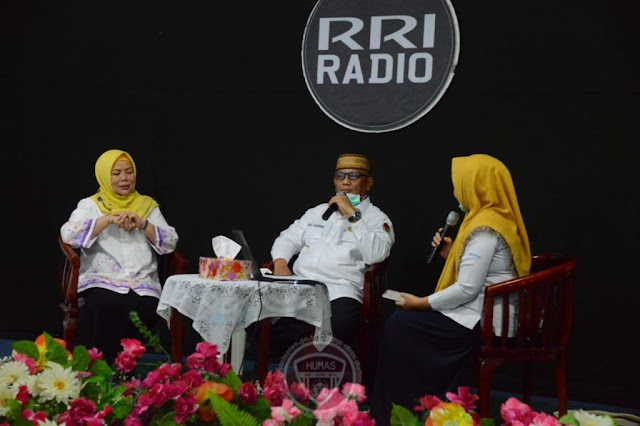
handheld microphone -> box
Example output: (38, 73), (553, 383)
(426, 210), (461, 264)
(322, 191), (346, 220)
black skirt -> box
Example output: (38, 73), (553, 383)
(369, 309), (479, 426)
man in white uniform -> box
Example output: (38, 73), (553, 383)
(270, 153), (395, 348)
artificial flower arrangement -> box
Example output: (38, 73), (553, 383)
(0, 311), (622, 426)
(0, 313), (375, 425)
(390, 386), (620, 426)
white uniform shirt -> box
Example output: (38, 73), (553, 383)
(60, 197), (179, 298)
(270, 197), (394, 302)
(428, 229), (518, 336)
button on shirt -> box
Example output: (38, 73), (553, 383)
(60, 197), (179, 298)
(271, 197), (394, 302)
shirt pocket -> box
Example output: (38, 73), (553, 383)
(302, 225), (324, 247)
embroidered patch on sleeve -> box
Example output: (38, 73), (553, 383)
(383, 223), (391, 233)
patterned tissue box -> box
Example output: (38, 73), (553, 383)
(198, 257), (252, 281)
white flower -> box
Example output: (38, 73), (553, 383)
(573, 410), (615, 426)
(0, 383), (19, 416)
(0, 360), (31, 388)
(38, 419), (64, 426)
(34, 362), (82, 405)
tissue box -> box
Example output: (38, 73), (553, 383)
(198, 257), (252, 281)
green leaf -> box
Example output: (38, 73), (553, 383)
(244, 397), (272, 422)
(111, 400), (133, 420)
(10, 418), (34, 426)
(43, 333), (71, 366)
(89, 359), (114, 378)
(222, 369), (243, 392)
(71, 345), (91, 371)
(559, 414), (579, 426)
(209, 393), (260, 426)
(291, 413), (314, 426)
(481, 417), (496, 426)
(11, 341), (40, 360)
(390, 403), (421, 426)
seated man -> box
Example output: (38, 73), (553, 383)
(270, 153), (395, 349)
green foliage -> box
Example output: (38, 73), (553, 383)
(481, 417), (496, 426)
(11, 340), (39, 360)
(243, 397), (272, 423)
(390, 403), (422, 426)
(71, 344), (91, 371)
(209, 393), (260, 426)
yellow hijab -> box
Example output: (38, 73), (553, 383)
(435, 154), (531, 292)
(89, 149), (158, 219)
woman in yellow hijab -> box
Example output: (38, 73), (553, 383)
(371, 154), (531, 425)
(60, 149), (179, 362)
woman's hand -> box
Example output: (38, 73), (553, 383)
(432, 228), (454, 260)
(112, 212), (143, 232)
(396, 292), (431, 310)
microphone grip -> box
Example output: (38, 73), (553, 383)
(426, 224), (452, 264)
(322, 203), (338, 220)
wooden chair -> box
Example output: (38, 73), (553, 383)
(256, 257), (391, 384)
(477, 253), (578, 418)
(57, 234), (189, 350)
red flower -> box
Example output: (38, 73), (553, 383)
(239, 382), (258, 405)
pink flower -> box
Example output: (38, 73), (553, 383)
(289, 382), (311, 403)
(263, 383), (287, 407)
(264, 370), (286, 388)
(124, 416), (143, 426)
(344, 410), (376, 426)
(174, 394), (199, 424)
(342, 382), (367, 403)
(21, 409), (46, 424)
(216, 362), (232, 376)
(185, 352), (206, 370)
(116, 351), (138, 373)
(12, 352), (37, 373)
(445, 387), (479, 411)
(501, 397), (534, 425)
(120, 338), (146, 357)
(57, 398), (97, 425)
(179, 370), (204, 388)
(314, 388), (347, 423)
(16, 385), (30, 406)
(530, 412), (561, 426)
(239, 382), (258, 405)
(271, 399), (301, 422)
(195, 341), (219, 359)
(122, 379), (142, 396)
(87, 347), (103, 368)
(415, 394), (444, 412)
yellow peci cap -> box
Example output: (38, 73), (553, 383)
(336, 153), (370, 172)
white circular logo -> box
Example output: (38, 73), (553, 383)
(302, 0), (460, 133)
(279, 337), (361, 414)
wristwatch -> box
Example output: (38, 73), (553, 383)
(348, 208), (362, 223)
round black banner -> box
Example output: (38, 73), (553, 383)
(302, 0), (459, 133)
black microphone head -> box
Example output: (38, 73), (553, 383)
(446, 210), (461, 226)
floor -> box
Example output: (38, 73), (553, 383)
(2, 337), (638, 423)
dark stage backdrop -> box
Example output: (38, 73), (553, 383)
(2, 0), (638, 409)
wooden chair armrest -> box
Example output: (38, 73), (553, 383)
(361, 257), (390, 321)
(168, 250), (190, 275)
(58, 235), (80, 305)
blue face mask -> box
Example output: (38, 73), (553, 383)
(347, 193), (361, 207)
(458, 202), (467, 213)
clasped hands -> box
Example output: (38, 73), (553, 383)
(107, 212), (145, 233)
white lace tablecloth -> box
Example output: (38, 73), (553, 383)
(157, 274), (333, 355)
